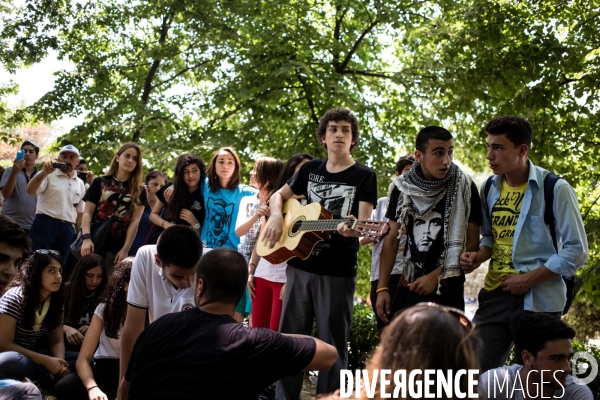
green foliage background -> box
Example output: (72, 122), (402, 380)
(1, 0), (599, 327)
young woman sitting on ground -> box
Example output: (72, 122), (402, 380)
(0, 250), (73, 387)
(54, 258), (133, 400)
(63, 254), (107, 351)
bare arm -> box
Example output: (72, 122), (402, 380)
(115, 205), (144, 264)
(119, 305), (146, 384)
(1, 162), (24, 198)
(261, 184), (295, 247)
(149, 198), (171, 230)
(26, 162), (54, 196)
(76, 314), (109, 397)
(375, 219), (400, 323)
(116, 378), (130, 400)
(235, 197), (268, 237)
(81, 201), (98, 256)
(75, 212), (83, 236)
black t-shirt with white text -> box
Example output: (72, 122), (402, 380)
(287, 159), (378, 277)
(125, 308), (316, 400)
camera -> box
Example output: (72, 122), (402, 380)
(77, 171), (88, 181)
(52, 162), (67, 170)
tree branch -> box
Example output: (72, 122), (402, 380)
(334, 19), (380, 73)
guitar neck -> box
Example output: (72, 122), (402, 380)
(296, 219), (356, 232)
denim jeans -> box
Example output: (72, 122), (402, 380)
(0, 351), (79, 388)
(29, 214), (75, 263)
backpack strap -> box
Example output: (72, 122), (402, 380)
(483, 176), (493, 200)
(543, 172), (561, 252)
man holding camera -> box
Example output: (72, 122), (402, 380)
(26, 144), (86, 261)
(0, 140), (40, 234)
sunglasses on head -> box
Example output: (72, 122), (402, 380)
(35, 249), (60, 256)
(416, 302), (475, 330)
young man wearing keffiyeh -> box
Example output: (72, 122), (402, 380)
(376, 126), (482, 324)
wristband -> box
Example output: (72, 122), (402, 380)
(81, 233), (92, 240)
(376, 287), (388, 294)
(249, 262), (257, 268)
(87, 386), (98, 392)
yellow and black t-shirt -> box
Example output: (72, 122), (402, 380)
(484, 178), (527, 290)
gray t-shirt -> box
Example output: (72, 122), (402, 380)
(479, 364), (593, 400)
(0, 167), (37, 230)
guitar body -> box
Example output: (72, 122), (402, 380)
(257, 199), (333, 264)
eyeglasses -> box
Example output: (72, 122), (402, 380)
(35, 249), (60, 256)
(415, 302), (475, 330)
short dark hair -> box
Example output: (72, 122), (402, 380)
(79, 158), (87, 165)
(157, 226), (202, 269)
(513, 313), (575, 358)
(415, 126), (453, 153)
(195, 248), (248, 306)
(316, 108), (360, 152)
(484, 115), (532, 148)
(0, 215), (31, 253)
(395, 154), (416, 174)
(21, 140), (39, 155)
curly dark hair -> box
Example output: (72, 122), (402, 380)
(102, 257), (133, 339)
(163, 154), (206, 221)
(9, 251), (65, 330)
(315, 108), (360, 152)
(64, 254), (107, 325)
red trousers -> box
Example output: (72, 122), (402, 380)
(251, 277), (284, 331)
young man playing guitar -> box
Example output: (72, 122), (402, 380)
(262, 108), (377, 398)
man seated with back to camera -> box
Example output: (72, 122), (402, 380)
(117, 247), (337, 400)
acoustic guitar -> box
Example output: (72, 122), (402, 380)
(256, 198), (390, 264)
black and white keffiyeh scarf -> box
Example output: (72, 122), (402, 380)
(392, 162), (472, 283)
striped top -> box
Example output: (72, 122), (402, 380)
(0, 287), (48, 348)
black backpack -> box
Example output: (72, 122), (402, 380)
(483, 173), (579, 314)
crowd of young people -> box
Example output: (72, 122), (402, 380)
(0, 108), (592, 399)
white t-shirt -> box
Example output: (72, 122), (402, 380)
(36, 169), (85, 223)
(254, 258), (287, 283)
(93, 303), (120, 359)
(370, 196), (405, 281)
(127, 245), (196, 323)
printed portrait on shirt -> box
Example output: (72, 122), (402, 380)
(205, 197), (235, 248)
(405, 202), (445, 282)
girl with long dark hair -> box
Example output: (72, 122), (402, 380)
(63, 254), (107, 350)
(247, 153), (313, 330)
(0, 250), (71, 384)
(149, 154), (205, 237)
(129, 170), (168, 253)
(55, 258), (133, 400)
(81, 142), (145, 272)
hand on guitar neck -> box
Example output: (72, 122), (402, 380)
(258, 199), (390, 264)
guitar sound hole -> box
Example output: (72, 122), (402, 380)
(291, 220), (302, 234)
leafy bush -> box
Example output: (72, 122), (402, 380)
(347, 302), (379, 371)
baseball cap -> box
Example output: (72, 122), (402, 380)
(59, 144), (81, 157)
(21, 140), (40, 154)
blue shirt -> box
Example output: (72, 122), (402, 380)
(480, 160), (588, 312)
(201, 177), (257, 250)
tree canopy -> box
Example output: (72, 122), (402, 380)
(1, 0), (599, 311)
